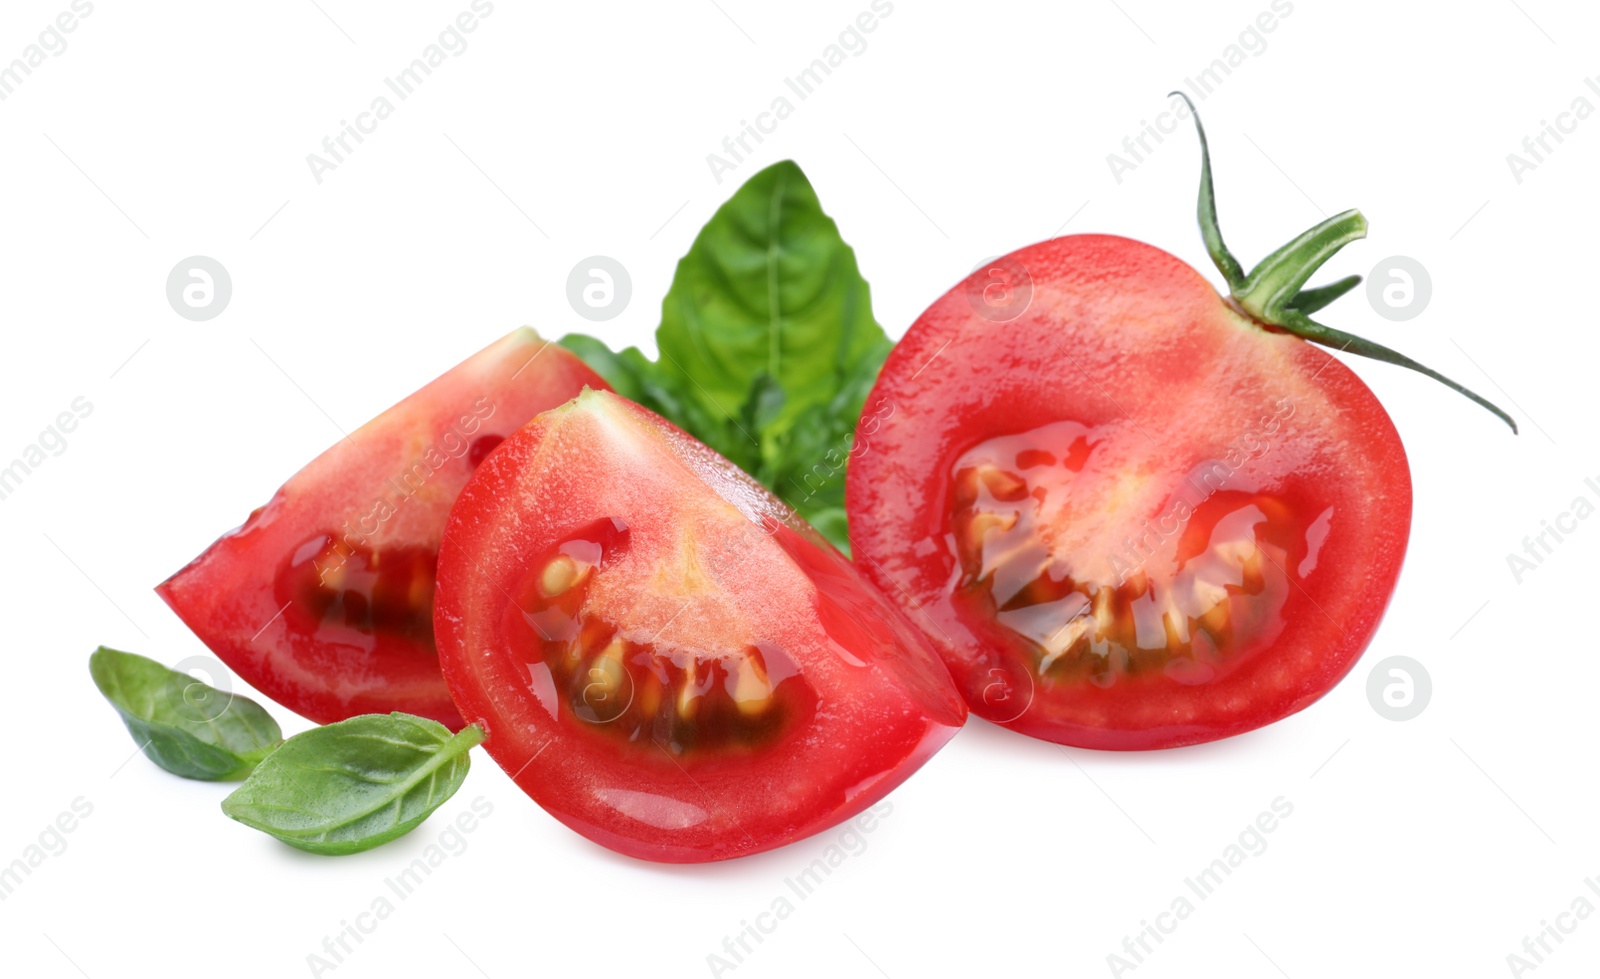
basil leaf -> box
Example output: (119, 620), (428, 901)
(763, 338), (891, 545)
(656, 160), (891, 437)
(221, 713), (482, 856)
(563, 160), (891, 553)
(89, 646), (282, 781)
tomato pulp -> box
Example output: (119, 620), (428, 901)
(847, 233), (1415, 749)
(157, 330), (607, 728)
(435, 389), (966, 861)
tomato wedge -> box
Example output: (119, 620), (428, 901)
(435, 389), (966, 862)
(157, 330), (606, 728)
(846, 103), (1513, 750)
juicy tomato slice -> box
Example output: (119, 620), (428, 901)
(435, 389), (966, 862)
(156, 330), (608, 728)
(846, 235), (1412, 750)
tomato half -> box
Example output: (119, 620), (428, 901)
(846, 234), (1413, 749)
(435, 389), (966, 862)
(157, 330), (607, 728)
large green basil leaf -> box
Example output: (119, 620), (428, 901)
(89, 646), (282, 781)
(561, 160), (891, 553)
(654, 160), (890, 436)
(220, 713), (481, 856)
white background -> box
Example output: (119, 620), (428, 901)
(1, 1), (1595, 977)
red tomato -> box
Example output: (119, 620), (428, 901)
(157, 330), (606, 728)
(846, 234), (1414, 749)
(435, 389), (966, 862)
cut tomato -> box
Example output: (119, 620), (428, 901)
(435, 389), (966, 862)
(157, 330), (607, 729)
(847, 242), (1407, 749)
(846, 104), (1512, 750)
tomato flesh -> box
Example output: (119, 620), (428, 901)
(278, 537), (438, 645)
(846, 234), (1412, 749)
(156, 330), (607, 728)
(435, 389), (966, 862)
(502, 516), (811, 755)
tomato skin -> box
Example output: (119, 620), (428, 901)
(436, 390), (966, 862)
(846, 235), (1412, 750)
(156, 330), (607, 729)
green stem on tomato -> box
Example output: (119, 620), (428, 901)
(1170, 91), (1517, 434)
(1236, 209), (1368, 319)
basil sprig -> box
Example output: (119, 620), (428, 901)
(562, 160), (892, 553)
(221, 713), (483, 855)
(90, 646), (282, 780)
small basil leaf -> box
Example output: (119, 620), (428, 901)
(89, 646), (282, 781)
(557, 334), (653, 404)
(221, 713), (482, 856)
